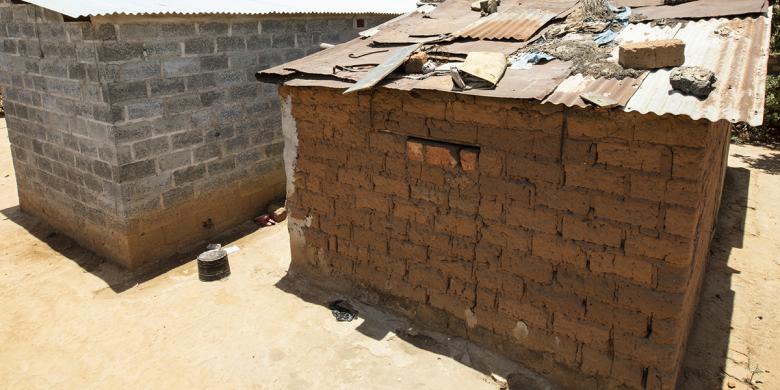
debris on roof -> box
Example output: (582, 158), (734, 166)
(258, 0), (772, 126)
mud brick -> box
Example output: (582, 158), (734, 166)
(586, 299), (649, 337)
(581, 345), (612, 376)
(532, 233), (587, 268)
(448, 277), (477, 302)
(630, 173), (668, 202)
(649, 317), (683, 345)
(429, 292), (473, 322)
(389, 239), (427, 262)
(618, 39), (685, 69)
(507, 157), (561, 184)
(429, 118), (478, 144)
(610, 357), (646, 389)
(562, 139), (596, 165)
(562, 215), (623, 248)
(337, 167), (371, 189)
(624, 230), (693, 265)
(424, 142), (459, 169)
(553, 313), (611, 349)
(431, 252), (473, 281)
(373, 175), (409, 198)
(369, 131), (405, 155)
(597, 142), (670, 174)
(655, 263), (691, 293)
(392, 199), (434, 225)
(613, 333), (677, 371)
(592, 195), (660, 229)
(502, 254), (554, 285)
(617, 282), (685, 319)
(406, 138), (424, 161)
(434, 212), (477, 239)
(354, 188), (389, 213)
(665, 179), (701, 207)
(478, 148), (504, 177)
(565, 164), (627, 195)
(506, 203), (558, 234)
(534, 184), (590, 215)
(497, 299), (549, 328)
(409, 225), (451, 252)
(671, 146), (705, 180)
(663, 206), (698, 238)
(481, 223), (531, 252)
(459, 147), (479, 172)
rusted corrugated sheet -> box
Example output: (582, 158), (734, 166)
(260, 3), (771, 126)
(544, 22), (677, 108)
(258, 38), (408, 82)
(371, 0), (480, 44)
(385, 61), (573, 100)
(625, 15), (771, 126)
(634, 0), (766, 20)
(429, 40), (527, 56)
(458, 7), (559, 41)
(544, 74), (648, 107)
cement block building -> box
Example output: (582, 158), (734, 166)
(0, 0), (408, 268)
(259, 0), (771, 388)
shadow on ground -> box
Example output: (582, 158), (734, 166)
(732, 149), (780, 175)
(679, 167), (750, 389)
(275, 271), (553, 390)
(0, 204), (261, 293)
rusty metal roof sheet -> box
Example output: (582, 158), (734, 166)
(384, 61), (573, 100)
(457, 7), (559, 41)
(430, 39), (527, 57)
(455, 0), (579, 41)
(544, 74), (648, 107)
(261, 38), (410, 81)
(544, 22), (679, 107)
(258, 0), (772, 126)
(634, 0), (767, 20)
(22, 0), (415, 18)
(625, 15), (772, 126)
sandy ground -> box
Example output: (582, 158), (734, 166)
(679, 143), (780, 390)
(0, 115), (778, 389)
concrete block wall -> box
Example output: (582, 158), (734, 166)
(0, 1), (129, 259)
(0, 0), (394, 267)
(279, 85), (731, 390)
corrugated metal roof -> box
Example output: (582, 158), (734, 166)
(258, 1), (772, 125)
(22, 0), (415, 18)
(625, 15), (772, 126)
(633, 0), (767, 20)
(544, 74), (648, 107)
(544, 22), (679, 108)
(385, 61), (573, 100)
(457, 7), (558, 41)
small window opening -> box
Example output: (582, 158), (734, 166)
(355, 18), (366, 29)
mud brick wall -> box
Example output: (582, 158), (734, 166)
(279, 85), (730, 390)
(0, 0), (393, 268)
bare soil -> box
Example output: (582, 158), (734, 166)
(0, 118), (533, 389)
(0, 117), (778, 389)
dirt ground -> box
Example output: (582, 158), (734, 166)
(0, 115), (778, 389)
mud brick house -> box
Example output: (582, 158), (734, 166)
(0, 0), (410, 268)
(259, 0), (771, 388)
